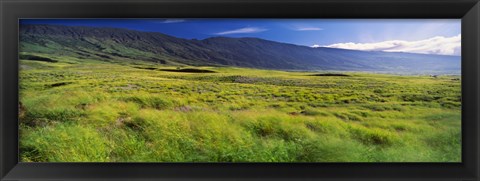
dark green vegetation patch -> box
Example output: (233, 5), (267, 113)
(158, 68), (217, 73)
(309, 73), (351, 77)
(20, 54), (58, 63)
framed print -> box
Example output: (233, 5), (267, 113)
(17, 18), (462, 163)
(1, 0), (479, 180)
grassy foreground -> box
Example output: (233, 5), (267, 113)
(19, 55), (461, 162)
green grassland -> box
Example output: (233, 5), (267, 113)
(19, 54), (461, 162)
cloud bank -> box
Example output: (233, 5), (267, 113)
(316, 34), (461, 56)
(215, 27), (267, 35)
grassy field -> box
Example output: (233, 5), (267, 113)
(19, 54), (461, 162)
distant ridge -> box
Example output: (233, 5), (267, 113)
(19, 24), (461, 74)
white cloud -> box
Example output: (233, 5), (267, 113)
(214, 27), (267, 35)
(162, 19), (186, 23)
(295, 27), (323, 31)
(318, 34), (461, 56)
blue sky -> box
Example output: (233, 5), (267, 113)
(20, 19), (461, 55)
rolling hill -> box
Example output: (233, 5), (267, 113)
(19, 24), (461, 74)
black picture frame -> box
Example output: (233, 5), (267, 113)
(1, 0), (479, 180)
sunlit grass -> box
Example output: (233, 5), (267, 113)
(19, 55), (461, 162)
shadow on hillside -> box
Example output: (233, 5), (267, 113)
(133, 67), (217, 73)
(308, 73), (350, 77)
(158, 68), (217, 73)
(19, 54), (58, 63)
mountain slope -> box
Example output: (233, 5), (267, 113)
(19, 24), (461, 74)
